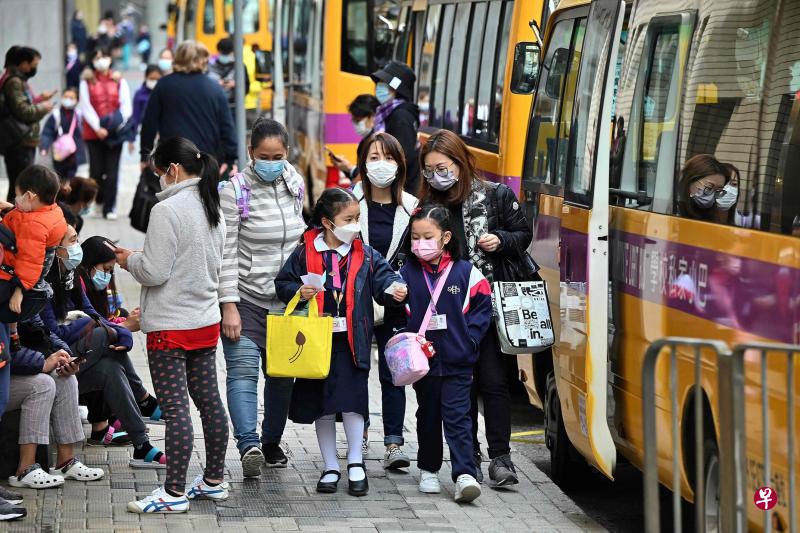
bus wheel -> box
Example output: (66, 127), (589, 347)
(544, 371), (589, 488)
(701, 439), (720, 533)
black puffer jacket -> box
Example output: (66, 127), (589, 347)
(385, 100), (420, 194)
(485, 182), (533, 280)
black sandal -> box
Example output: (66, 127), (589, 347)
(347, 463), (368, 497)
(316, 470), (341, 494)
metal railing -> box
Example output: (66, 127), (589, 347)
(642, 337), (800, 533)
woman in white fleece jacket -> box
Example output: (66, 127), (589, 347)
(116, 137), (230, 515)
(218, 118), (306, 476)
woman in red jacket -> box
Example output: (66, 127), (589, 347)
(78, 47), (131, 220)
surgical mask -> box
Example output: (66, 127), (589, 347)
(353, 119), (371, 138)
(691, 188), (716, 209)
(217, 54), (234, 65)
(25, 67), (37, 79)
(331, 222), (360, 245)
(14, 193), (33, 212)
(375, 82), (392, 104)
(253, 159), (285, 182)
(411, 238), (443, 262)
(158, 164), (177, 191)
(61, 97), (77, 109)
(60, 244), (83, 271)
(158, 58), (173, 72)
(426, 171), (458, 191)
(79, 206), (91, 216)
(365, 160), (398, 188)
(715, 184), (739, 210)
(97, 23), (108, 34)
(67, 50), (78, 61)
(92, 269), (112, 290)
(93, 57), (111, 72)
(145, 79), (158, 90)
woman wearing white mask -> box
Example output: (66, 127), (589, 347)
(218, 118), (306, 476)
(78, 47), (131, 220)
(352, 132), (417, 468)
(39, 87), (86, 183)
(418, 129), (533, 488)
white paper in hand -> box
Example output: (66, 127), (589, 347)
(384, 281), (407, 295)
(301, 271), (327, 290)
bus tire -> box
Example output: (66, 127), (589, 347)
(700, 438), (720, 533)
(544, 371), (589, 488)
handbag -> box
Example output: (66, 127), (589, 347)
(52, 112), (77, 162)
(492, 280), (554, 354)
(128, 168), (161, 232)
(384, 262), (453, 386)
(266, 291), (333, 379)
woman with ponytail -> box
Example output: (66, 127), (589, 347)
(115, 137), (230, 514)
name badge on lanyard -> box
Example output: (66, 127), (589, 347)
(423, 270), (448, 331)
(333, 316), (348, 333)
(330, 251), (349, 333)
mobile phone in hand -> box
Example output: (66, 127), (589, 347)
(325, 146), (342, 162)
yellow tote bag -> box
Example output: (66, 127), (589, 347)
(266, 292), (333, 379)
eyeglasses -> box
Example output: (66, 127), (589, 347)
(695, 181), (725, 198)
(422, 161), (455, 180)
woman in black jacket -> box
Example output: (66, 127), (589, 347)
(370, 61), (420, 194)
(418, 129), (532, 487)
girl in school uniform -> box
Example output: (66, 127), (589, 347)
(399, 204), (493, 503)
(274, 188), (407, 497)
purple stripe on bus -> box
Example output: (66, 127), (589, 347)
(482, 171), (522, 196)
(324, 114), (362, 145)
(532, 214), (561, 272)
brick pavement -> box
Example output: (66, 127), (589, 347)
(0, 157), (605, 532)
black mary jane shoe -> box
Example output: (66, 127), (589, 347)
(347, 463), (369, 497)
(316, 470), (341, 493)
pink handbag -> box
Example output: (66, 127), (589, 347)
(384, 262), (453, 386)
(53, 112), (77, 162)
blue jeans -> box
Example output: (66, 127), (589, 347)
(223, 334), (293, 455)
(374, 323), (405, 446)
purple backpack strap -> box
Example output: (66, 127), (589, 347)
(230, 173), (251, 221)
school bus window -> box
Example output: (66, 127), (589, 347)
(374, 0), (402, 70)
(392, 5), (411, 63)
(343, 0), (370, 75)
(460, 2), (488, 137)
(554, 19), (586, 186)
(183, 3), (197, 41)
(521, 17), (584, 186)
(417, 5), (442, 128)
(202, 0), (215, 34)
(280, 5), (290, 83)
(472, 1), (503, 143)
(491, 4), (513, 142)
(292, 0), (312, 91)
(429, 4), (456, 128)
(224, 0), (260, 34)
(442, 3), (471, 132)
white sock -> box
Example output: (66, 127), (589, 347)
(315, 415), (339, 483)
(342, 412), (365, 481)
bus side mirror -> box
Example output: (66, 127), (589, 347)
(510, 42), (541, 95)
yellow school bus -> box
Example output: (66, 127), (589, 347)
(273, 0), (405, 204)
(518, 0), (800, 529)
(399, 0), (546, 197)
(166, 0), (271, 112)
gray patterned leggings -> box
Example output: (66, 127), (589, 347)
(147, 346), (229, 493)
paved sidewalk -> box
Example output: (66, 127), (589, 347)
(0, 152), (604, 532)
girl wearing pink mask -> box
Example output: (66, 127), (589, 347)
(399, 204), (492, 503)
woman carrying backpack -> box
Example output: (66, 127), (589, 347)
(218, 118), (306, 477)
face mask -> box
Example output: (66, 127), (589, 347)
(253, 159), (285, 182)
(375, 82), (393, 104)
(145, 79), (157, 90)
(60, 243), (83, 271)
(158, 58), (173, 72)
(79, 206), (91, 216)
(691, 188), (716, 209)
(412, 238), (443, 262)
(92, 269), (112, 290)
(25, 67), (37, 79)
(97, 23), (108, 34)
(61, 97), (77, 109)
(353, 119), (371, 138)
(158, 164), (177, 191)
(94, 57), (111, 72)
(217, 54), (234, 65)
(67, 50), (78, 61)
(14, 193), (33, 212)
(331, 222), (360, 245)
(715, 183), (738, 210)
(426, 171), (458, 191)
(365, 160), (398, 188)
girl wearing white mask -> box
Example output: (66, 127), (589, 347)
(128, 64), (163, 155)
(39, 87), (86, 182)
(275, 188), (407, 498)
(352, 132), (417, 468)
(78, 47), (132, 220)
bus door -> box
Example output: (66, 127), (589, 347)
(550, 0), (625, 479)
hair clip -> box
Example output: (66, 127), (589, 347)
(411, 207), (422, 216)
(196, 152), (201, 159)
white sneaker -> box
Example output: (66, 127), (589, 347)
(127, 486), (190, 514)
(418, 470), (441, 494)
(186, 474), (229, 501)
(78, 405), (89, 423)
(105, 211), (118, 220)
(454, 474), (481, 503)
